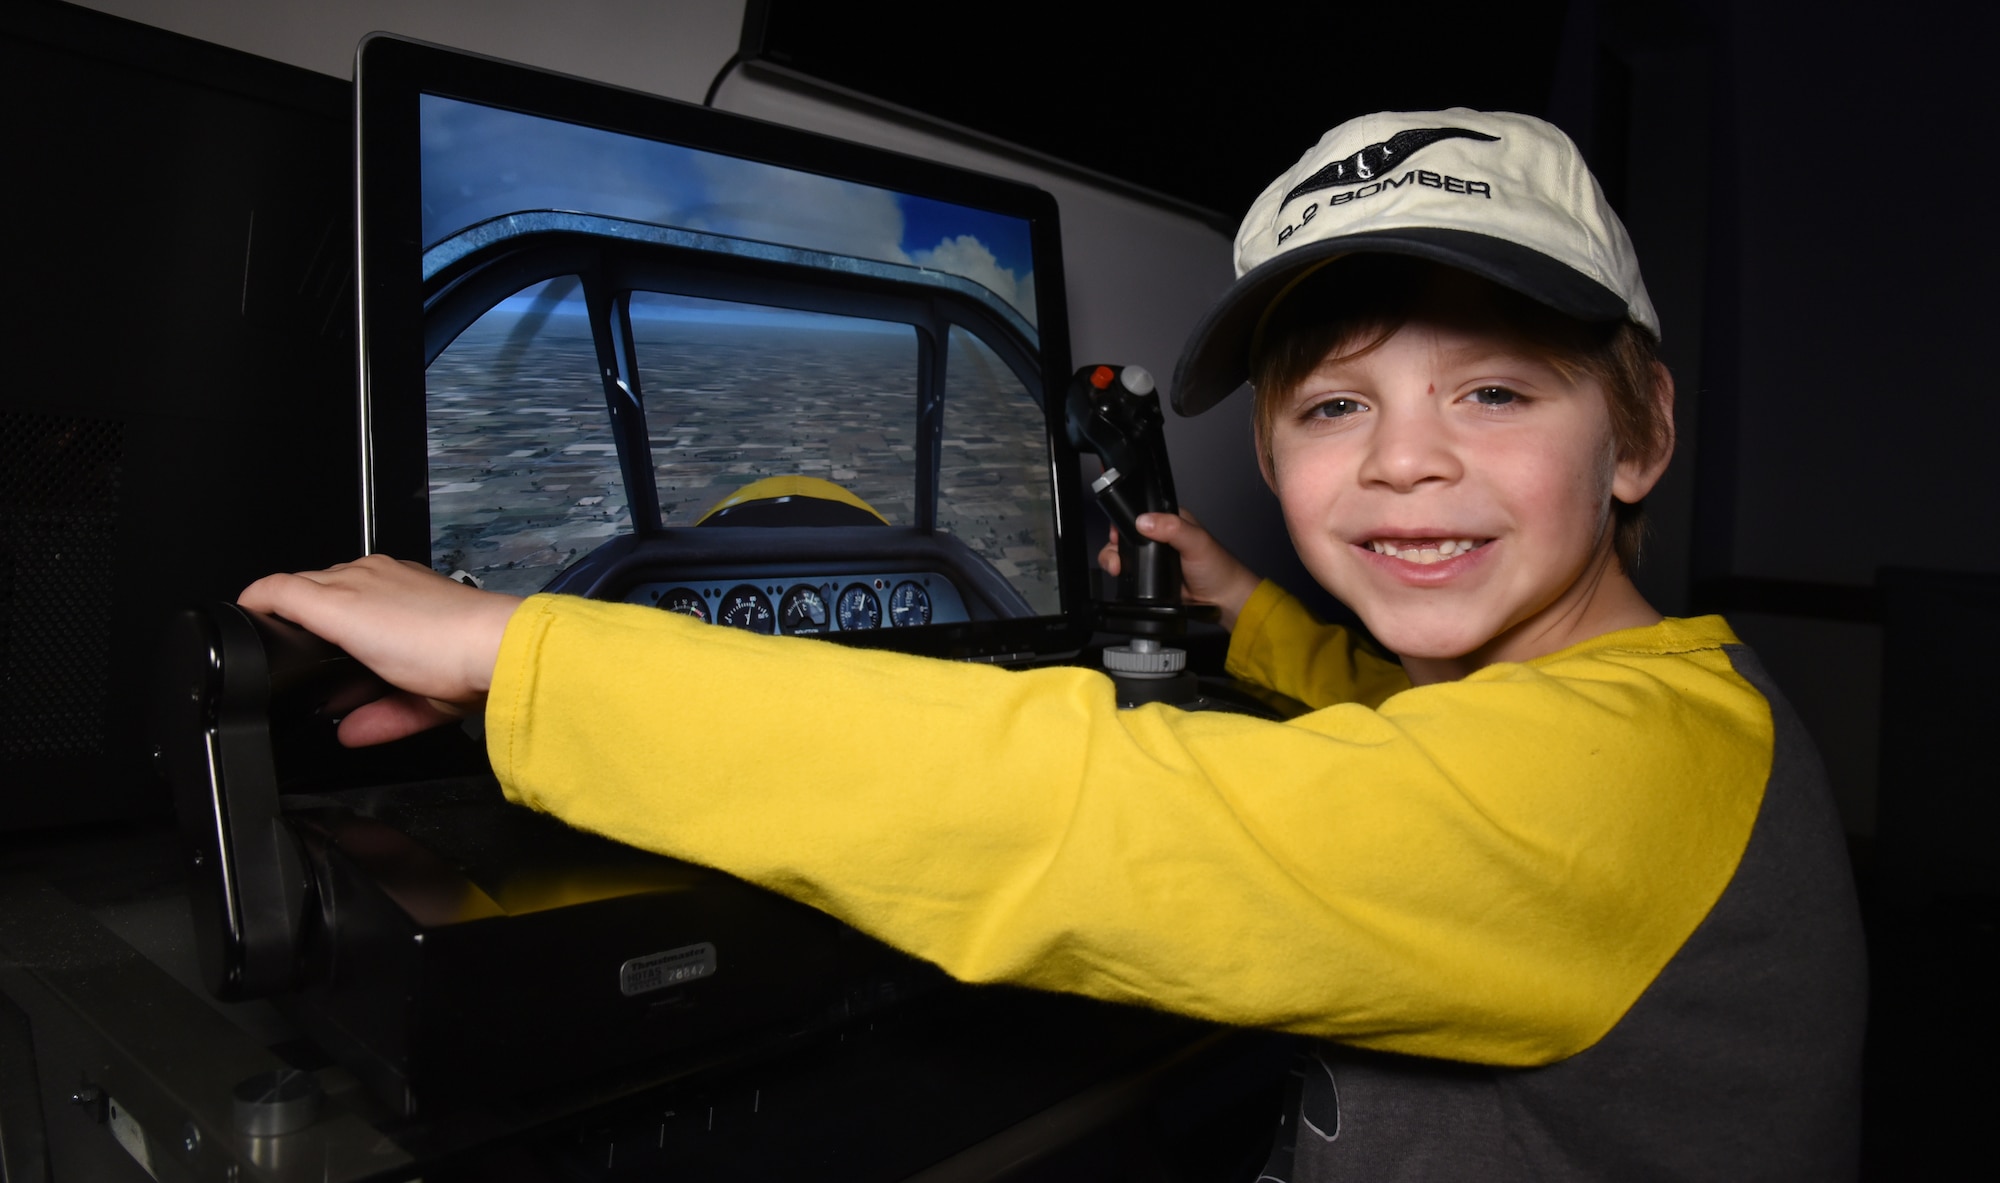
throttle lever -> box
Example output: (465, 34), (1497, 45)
(154, 603), (389, 999)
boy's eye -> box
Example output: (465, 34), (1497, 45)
(1305, 397), (1366, 420)
(1465, 386), (1521, 407)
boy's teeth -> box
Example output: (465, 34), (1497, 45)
(1369, 539), (1484, 564)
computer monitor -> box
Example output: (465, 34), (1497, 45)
(355, 34), (1089, 662)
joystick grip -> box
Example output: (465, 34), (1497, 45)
(1065, 364), (1181, 608)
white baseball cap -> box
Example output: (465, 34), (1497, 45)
(1170, 108), (1658, 416)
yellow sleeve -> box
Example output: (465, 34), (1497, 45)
(487, 597), (1769, 1067)
(1225, 580), (1410, 709)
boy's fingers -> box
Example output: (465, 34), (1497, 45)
(237, 570), (295, 609)
(238, 570), (335, 624)
(1098, 525), (1123, 575)
(239, 569), (374, 651)
(336, 692), (464, 747)
(238, 556), (519, 706)
(1134, 513), (1197, 548)
(1137, 512), (1203, 540)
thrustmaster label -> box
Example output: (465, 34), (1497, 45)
(619, 942), (717, 997)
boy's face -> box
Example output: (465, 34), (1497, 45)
(1262, 314), (1662, 679)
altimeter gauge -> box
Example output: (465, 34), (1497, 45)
(889, 580), (931, 627)
(835, 583), (880, 631)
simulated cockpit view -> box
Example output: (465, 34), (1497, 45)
(417, 95), (1062, 632)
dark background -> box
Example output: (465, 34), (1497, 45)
(2, 2), (356, 828)
(749, 1), (1577, 225)
(1, 0), (1993, 1176)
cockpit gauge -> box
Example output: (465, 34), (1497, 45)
(658, 587), (709, 622)
(889, 580), (931, 627)
(780, 584), (829, 635)
(718, 584), (776, 634)
(835, 583), (880, 631)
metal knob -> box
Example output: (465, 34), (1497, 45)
(231, 1069), (322, 1137)
(1102, 638), (1187, 676)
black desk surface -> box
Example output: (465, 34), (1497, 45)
(0, 822), (1285, 1182)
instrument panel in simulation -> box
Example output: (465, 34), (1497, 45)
(626, 571), (965, 634)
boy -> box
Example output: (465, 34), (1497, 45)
(243, 110), (1866, 1179)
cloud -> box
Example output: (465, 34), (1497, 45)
(422, 98), (926, 274)
(682, 154), (912, 264)
(911, 236), (1036, 325)
(422, 97), (708, 247)
(420, 98), (1037, 329)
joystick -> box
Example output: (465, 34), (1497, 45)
(1065, 364), (1185, 624)
(1067, 363), (1282, 715)
(1066, 363), (1197, 705)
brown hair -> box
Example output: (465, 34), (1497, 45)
(1248, 256), (1671, 571)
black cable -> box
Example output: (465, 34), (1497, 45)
(702, 52), (745, 108)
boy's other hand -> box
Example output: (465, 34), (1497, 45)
(238, 555), (523, 747)
(1097, 509), (1261, 630)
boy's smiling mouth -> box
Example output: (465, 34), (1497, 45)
(1362, 537), (1491, 566)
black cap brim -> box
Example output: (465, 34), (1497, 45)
(1169, 227), (1633, 416)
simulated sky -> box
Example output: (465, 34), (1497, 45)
(421, 95), (1037, 325)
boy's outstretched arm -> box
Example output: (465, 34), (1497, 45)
(238, 554), (522, 746)
(488, 592), (1762, 1065)
(1096, 508), (1261, 629)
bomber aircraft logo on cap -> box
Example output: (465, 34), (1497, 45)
(1280, 127), (1499, 208)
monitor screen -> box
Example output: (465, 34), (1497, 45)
(357, 36), (1088, 662)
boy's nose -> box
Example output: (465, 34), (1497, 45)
(1357, 409), (1463, 491)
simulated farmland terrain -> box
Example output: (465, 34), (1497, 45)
(424, 313), (1059, 613)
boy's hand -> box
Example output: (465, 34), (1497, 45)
(238, 554), (523, 747)
(1097, 509), (1261, 629)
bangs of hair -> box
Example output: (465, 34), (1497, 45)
(1247, 255), (1670, 571)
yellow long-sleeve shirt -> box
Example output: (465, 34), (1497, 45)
(485, 581), (1772, 1068)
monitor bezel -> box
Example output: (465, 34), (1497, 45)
(355, 33), (1091, 661)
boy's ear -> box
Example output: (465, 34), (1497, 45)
(1257, 445), (1279, 495)
(1254, 422), (1280, 494)
(1613, 361), (1676, 505)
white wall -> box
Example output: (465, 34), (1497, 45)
(72, 0), (745, 103)
(72, 0), (1302, 598)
